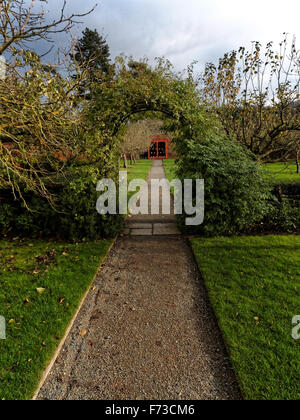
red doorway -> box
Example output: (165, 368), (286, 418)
(148, 136), (168, 159)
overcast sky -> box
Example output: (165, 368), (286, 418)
(44, 0), (300, 71)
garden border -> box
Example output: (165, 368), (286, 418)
(32, 238), (117, 400)
(187, 237), (245, 400)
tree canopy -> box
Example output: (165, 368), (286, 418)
(0, 50), (90, 203)
(201, 35), (300, 162)
(71, 27), (114, 88)
(89, 58), (211, 151)
(0, 0), (95, 56)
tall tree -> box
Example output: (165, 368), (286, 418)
(0, 49), (91, 205)
(71, 27), (113, 85)
(201, 36), (300, 163)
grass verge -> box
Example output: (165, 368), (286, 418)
(121, 159), (153, 207)
(164, 158), (300, 185)
(0, 238), (112, 400)
(124, 159), (153, 185)
(120, 159), (153, 186)
(263, 161), (300, 185)
(163, 159), (176, 183)
(190, 235), (300, 400)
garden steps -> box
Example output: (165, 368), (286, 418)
(124, 160), (180, 236)
(124, 221), (180, 236)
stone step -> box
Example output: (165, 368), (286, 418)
(123, 222), (181, 236)
(127, 216), (177, 224)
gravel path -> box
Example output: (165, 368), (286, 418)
(36, 161), (241, 400)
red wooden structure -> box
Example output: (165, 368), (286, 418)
(148, 136), (168, 159)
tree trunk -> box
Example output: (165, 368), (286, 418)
(130, 154), (134, 165)
(123, 153), (127, 169)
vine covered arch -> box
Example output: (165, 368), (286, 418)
(87, 58), (215, 177)
(86, 58), (270, 237)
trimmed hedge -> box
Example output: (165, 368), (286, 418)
(243, 181), (300, 234)
(0, 167), (123, 240)
(175, 134), (270, 236)
(264, 183), (300, 232)
(280, 182), (300, 196)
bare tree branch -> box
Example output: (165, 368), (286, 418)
(201, 35), (300, 162)
(0, 0), (97, 55)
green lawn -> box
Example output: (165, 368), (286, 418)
(120, 159), (153, 185)
(262, 161), (300, 185)
(164, 158), (300, 185)
(120, 159), (153, 207)
(163, 159), (177, 183)
(191, 235), (300, 400)
(0, 238), (112, 400)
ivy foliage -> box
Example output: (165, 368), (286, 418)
(88, 58), (208, 142)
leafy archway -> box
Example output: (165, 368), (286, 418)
(87, 58), (212, 173)
(88, 58), (270, 237)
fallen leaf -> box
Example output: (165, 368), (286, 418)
(79, 329), (88, 337)
(36, 288), (46, 295)
(32, 270), (40, 275)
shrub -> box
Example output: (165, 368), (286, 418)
(280, 182), (300, 196)
(0, 167), (123, 240)
(175, 134), (270, 236)
(268, 199), (300, 232)
(255, 184), (300, 233)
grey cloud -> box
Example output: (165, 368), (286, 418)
(20, 0), (300, 72)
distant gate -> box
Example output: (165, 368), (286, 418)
(148, 136), (168, 159)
